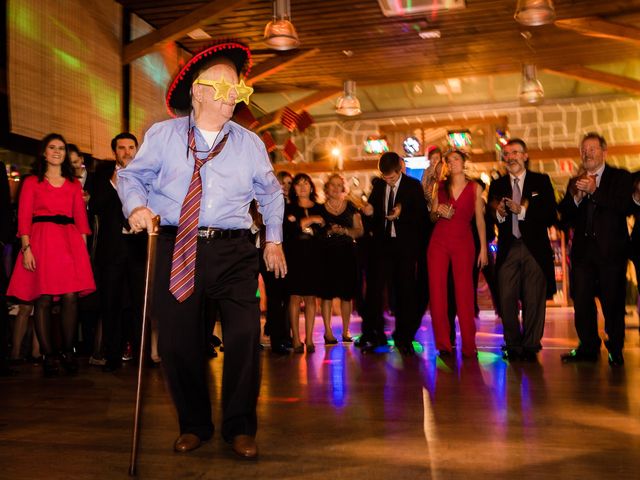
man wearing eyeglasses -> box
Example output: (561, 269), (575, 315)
(117, 42), (286, 458)
(559, 133), (632, 367)
(488, 138), (557, 362)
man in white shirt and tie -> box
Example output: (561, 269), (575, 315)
(489, 139), (557, 362)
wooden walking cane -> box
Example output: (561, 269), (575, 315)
(129, 215), (161, 476)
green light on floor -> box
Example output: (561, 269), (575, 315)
(436, 357), (453, 372)
(53, 48), (82, 70)
(411, 341), (424, 354)
(477, 351), (500, 365)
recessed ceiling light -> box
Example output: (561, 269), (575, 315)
(418, 30), (441, 39)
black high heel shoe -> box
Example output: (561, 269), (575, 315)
(60, 349), (79, 374)
(42, 354), (60, 377)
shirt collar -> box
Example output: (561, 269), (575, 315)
(509, 170), (526, 184)
(389, 173), (403, 190)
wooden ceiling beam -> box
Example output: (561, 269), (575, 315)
(248, 49), (320, 85)
(122, 0), (247, 65)
(545, 65), (640, 95)
(256, 88), (342, 132)
(555, 16), (640, 46)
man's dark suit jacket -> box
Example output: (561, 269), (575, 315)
(89, 163), (131, 266)
(559, 165), (632, 264)
(489, 171), (557, 299)
(367, 174), (428, 253)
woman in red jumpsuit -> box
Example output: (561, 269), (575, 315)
(427, 149), (488, 357)
(7, 133), (95, 376)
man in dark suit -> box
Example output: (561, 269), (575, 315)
(90, 132), (144, 371)
(358, 152), (428, 355)
(488, 139), (557, 361)
(559, 132), (632, 367)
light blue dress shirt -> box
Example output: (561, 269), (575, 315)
(117, 116), (284, 242)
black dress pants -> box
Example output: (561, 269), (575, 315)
(154, 232), (261, 441)
(99, 235), (146, 365)
(572, 238), (627, 354)
(260, 255), (289, 348)
(363, 238), (419, 345)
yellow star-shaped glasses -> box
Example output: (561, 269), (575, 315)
(193, 77), (253, 104)
(235, 79), (254, 105)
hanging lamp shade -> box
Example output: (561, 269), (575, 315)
(519, 64), (544, 105)
(264, 0), (300, 50)
(336, 80), (362, 116)
(514, 0), (556, 26)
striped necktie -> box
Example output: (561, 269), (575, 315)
(169, 128), (229, 302)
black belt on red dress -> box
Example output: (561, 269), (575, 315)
(32, 215), (74, 225)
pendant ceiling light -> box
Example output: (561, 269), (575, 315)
(514, 0), (556, 26)
(264, 0), (300, 50)
(336, 80), (362, 116)
(519, 64), (544, 105)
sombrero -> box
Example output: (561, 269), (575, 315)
(166, 41), (252, 117)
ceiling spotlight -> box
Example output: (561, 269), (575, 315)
(336, 80), (362, 116)
(514, 0), (556, 27)
(264, 0), (300, 51)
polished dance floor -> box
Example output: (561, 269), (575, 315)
(1, 307), (640, 479)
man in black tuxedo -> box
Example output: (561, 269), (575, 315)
(488, 139), (557, 361)
(90, 132), (144, 371)
(559, 133), (632, 367)
(358, 152), (428, 355)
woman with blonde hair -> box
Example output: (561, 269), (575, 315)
(319, 174), (364, 343)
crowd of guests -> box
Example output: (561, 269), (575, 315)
(0, 129), (638, 377)
(0, 132), (155, 376)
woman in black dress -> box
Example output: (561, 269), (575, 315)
(319, 174), (364, 343)
(284, 173), (325, 353)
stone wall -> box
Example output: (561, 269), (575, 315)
(285, 96), (640, 191)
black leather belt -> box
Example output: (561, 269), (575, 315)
(32, 215), (74, 225)
(159, 226), (250, 240)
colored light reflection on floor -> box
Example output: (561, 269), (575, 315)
(328, 346), (346, 407)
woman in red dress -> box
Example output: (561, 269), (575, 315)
(427, 149), (488, 358)
(7, 133), (95, 375)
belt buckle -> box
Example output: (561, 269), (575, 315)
(201, 227), (222, 239)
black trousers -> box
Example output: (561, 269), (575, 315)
(362, 238), (419, 345)
(260, 255), (289, 348)
(571, 239), (627, 354)
(497, 240), (546, 353)
(154, 232), (260, 441)
(98, 235), (146, 364)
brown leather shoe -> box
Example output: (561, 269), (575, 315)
(231, 435), (258, 459)
(174, 433), (202, 453)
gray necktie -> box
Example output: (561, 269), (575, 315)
(512, 177), (521, 239)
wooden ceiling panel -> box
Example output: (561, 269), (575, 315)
(117, 0), (640, 111)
